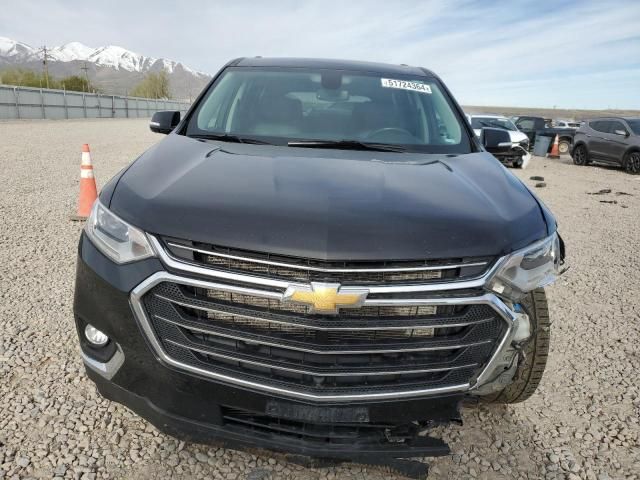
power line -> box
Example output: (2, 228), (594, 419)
(80, 62), (90, 92)
(39, 46), (50, 89)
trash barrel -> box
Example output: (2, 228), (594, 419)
(533, 135), (552, 157)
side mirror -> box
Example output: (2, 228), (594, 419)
(481, 127), (512, 154)
(150, 111), (180, 134)
(614, 129), (629, 137)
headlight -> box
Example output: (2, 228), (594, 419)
(85, 201), (154, 264)
(488, 233), (562, 299)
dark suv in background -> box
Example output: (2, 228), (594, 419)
(513, 116), (576, 154)
(572, 117), (640, 174)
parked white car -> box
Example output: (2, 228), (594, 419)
(466, 114), (531, 168)
(553, 119), (581, 129)
(467, 114), (529, 146)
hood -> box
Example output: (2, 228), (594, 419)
(509, 130), (528, 144)
(109, 134), (547, 261)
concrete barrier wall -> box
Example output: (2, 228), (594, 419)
(0, 85), (190, 120)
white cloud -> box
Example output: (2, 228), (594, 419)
(1, 0), (638, 108)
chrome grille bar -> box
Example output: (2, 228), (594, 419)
(148, 235), (504, 293)
(156, 293), (491, 331)
(164, 339), (479, 377)
(155, 314), (494, 354)
(167, 241), (488, 273)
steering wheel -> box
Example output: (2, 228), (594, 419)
(364, 127), (415, 142)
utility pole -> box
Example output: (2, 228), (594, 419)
(40, 46), (50, 89)
(80, 62), (90, 92)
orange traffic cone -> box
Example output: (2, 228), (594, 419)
(71, 144), (98, 221)
(548, 134), (560, 159)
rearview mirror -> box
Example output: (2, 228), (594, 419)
(614, 129), (629, 137)
(481, 127), (512, 154)
(150, 111), (180, 134)
(317, 88), (349, 101)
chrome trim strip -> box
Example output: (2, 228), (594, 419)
(130, 271), (518, 401)
(166, 241), (487, 273)
(149, 236), (291, 290)
(81, 346), (125, 380)
(364, 293), (499, 307)
(155, 313), (493, 354)
(161, 280), (282, 301)
(150, 235), (505, 294)
(164, 338), (479, 377)
(155, 293), (487, 330)
(470, 297), (517, 388)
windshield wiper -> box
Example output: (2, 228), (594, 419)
(288, 139), (406, 152)
(189, 133), (272, 145)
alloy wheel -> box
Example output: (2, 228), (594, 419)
(574, 146), (587, 165)
(626, 152), (640, 175)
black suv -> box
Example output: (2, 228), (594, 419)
(572, 117), (640, 174)
(74, 58), (565, 471)
(513, 116), (576, 154)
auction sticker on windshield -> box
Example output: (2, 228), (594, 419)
(381, 78), (432, 94)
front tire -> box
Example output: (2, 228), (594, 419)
(485, 289), (550, 404)
(558, 140), (570, 155)
(573, 144), (589, 166)
(624, 151), (640, 175)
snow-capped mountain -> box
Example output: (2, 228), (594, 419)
(0, 37), (211, 99)
(0, 37), (37, 60)
(0, 37), (206, 75)
(49, 42), (95, 63)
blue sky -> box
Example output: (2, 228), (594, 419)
(2, 0), (639, 109)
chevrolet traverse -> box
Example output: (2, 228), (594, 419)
(74, 58), (565, 470)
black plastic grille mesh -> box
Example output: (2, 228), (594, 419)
(141, 281), (507, 395)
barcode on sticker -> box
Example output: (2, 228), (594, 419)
(381, 78), (431, 94)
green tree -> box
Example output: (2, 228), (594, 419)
(0, 68), (59, 89)
(60, 75), (97, 93)
(0, 68), (98, 93)
(130, 70), (171, 99)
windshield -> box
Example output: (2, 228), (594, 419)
(627, 119), (640, 135)
(185, 67), (471, 154)
(471, 116), (517, 131)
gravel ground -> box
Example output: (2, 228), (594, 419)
(0, 119), (639, 480)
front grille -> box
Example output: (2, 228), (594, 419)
(202, 287), (441, 318)
(162, 237), (493, 285)
(139, 277), (507, 396)
(219, 405), (452, 459)
(221, 405), (390, 444)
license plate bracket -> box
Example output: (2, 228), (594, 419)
(265, 401), (370, 424)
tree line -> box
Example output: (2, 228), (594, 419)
(0, 68), (97, 93)
(0, 68), (171, 99)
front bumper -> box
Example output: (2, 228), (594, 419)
(74, 234), (465, 459)
(73, 233), (523, 460)
(493, 144), (529, 166)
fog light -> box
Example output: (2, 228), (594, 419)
(84, 324), (109, 347)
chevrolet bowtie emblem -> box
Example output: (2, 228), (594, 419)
(283, 282), (369, 315)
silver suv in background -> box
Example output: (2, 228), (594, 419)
(553, 119), (581, 129)
(571, 117), (640, 174)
